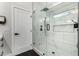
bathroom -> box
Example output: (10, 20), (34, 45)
(0, 2), (78, 56)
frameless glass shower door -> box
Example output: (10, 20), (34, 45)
(32, 8), (47, 55)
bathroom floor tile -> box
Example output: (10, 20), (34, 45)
(16, 49), (39, 56)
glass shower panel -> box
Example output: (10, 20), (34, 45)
(32, 7), (47, 55)
(47, 3), (78, 56)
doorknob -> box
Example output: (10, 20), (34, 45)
(14, 33), (20, 35)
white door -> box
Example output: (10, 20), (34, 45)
(13, 7), (32, 54)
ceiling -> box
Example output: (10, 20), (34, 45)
(33, 2), (62, 11)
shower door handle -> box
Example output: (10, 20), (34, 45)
(46, 24), (50, 31)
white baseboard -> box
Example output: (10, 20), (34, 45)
(5, 46), (43, 56)
(6, 45), (32, 56)
(33, 47), (43, 56)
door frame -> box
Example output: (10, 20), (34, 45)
(11, 5), (32, 55)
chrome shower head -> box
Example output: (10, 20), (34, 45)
(41, 7), (49, 12)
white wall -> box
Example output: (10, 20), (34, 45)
(0, 2), (12, 51)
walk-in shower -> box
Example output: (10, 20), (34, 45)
(32, 2), (78, 56)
